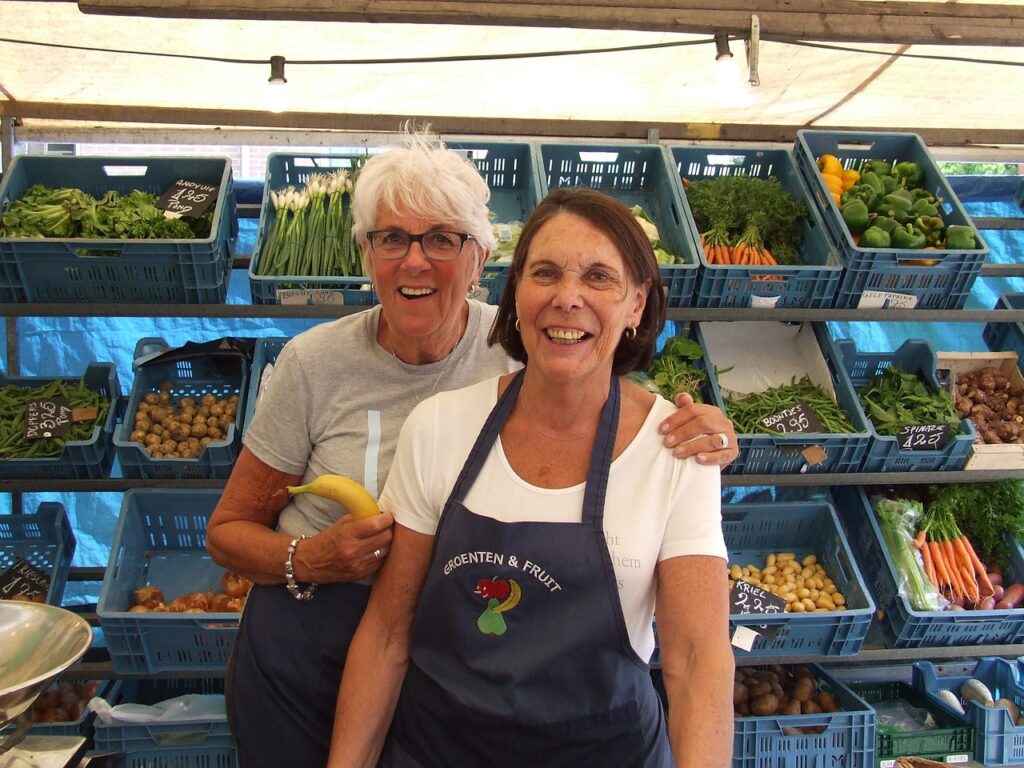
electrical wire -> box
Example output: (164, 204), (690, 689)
(0, 33), (1020, 68)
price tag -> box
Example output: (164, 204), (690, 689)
(897, 422), (952, 451)
(0, 557), (50, 602)
(157, 179), (219, 219)
(760, 401), (826, 434)
(276, 289), (346, 305)
(857, 290), (919, 309)
(729, 579), (787, 643)
(750, 294), (781, 309)
(25, 397), (72, 440)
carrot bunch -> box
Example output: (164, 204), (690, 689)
(913, 508), (994, 607)
(700, 232), (779, 267)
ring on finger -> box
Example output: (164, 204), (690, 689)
(373, 548), (383, 560)
(717, 432), (730, 450)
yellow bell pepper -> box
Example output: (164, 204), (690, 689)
(822, 173), (844, 196)
(817, 154), (843, 178)
(841, 168), (860, 190)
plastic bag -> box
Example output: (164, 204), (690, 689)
(88, 693), (225, 725)
(872, 495), (948, 612)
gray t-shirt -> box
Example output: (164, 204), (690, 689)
(244, 300), (518, 537)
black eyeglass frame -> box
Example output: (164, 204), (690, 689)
(365, 229), (476, 261)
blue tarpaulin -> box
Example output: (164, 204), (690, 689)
(3, 175), (1023, 604)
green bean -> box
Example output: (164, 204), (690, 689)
(724, 375), (856, 435)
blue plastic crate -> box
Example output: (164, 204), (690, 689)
(848, 680), (974, 767)
(794, 130), (988, 309)
(724, 501), (874, 656)
(93, 678), (235, 768)
(113, 337), (247, 480)
(983, 293), (1024, 365)
(696, 321), (872, 474)
(669, 145), (843, 308)
(96, 489), (238, 675)
(0, 155), (237, 304)
(0, 679), (122, 746)
(734, 664), (875, 768)
(0, 363), (121, 480)
(835, 338), (977, 472)
(834, 485), (1024, 648)
(538, 143), (699, 307)
(240, 336), (291, 436)
(0, 502), (75, 605)
(914, 658), (1024, 767)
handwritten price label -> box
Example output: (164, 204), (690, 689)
(0, 557), (50, 602)
(761, 401), (825, 434)
(157, 179), (218, 218)
(897, 422), (951, 451)
(729, 579), (786, 641)
(25, 397), (72, 440)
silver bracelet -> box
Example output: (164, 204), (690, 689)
(285, 536), (317, 601)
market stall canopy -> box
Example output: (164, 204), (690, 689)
(1, 0), (1023, 146)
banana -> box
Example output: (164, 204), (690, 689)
(286, 474), (381, 519)
(494, 579), (521, 613)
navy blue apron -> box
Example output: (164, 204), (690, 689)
(383, 371), (672, 768)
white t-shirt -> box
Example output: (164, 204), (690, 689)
(382, 376), (726, 662)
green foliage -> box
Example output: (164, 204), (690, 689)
(937, 161), (1021, 176)
(927, 480), (1024, 566)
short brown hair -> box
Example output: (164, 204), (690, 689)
(488, 187), (666, 374)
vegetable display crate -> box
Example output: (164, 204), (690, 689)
(733, 664), (875, 768)
(794, 130), (988, 309)
(96, 489), (238, 675)
(450, 140), (544, 306)
(537, 143), (698, 307)
(113, 337), (247, 480)
(983, 293), (1024, 366)
(835, 338), (977, 472)
(669, 145), (843, 308)
(914, 658), (1024, 767)
(0, 155), (237, 304)
(0, 363), (121, 480)
(0, 502), (75, 605)
(240, 336), (292, 436)
(93, 678), (235, 768)
(848, 680), (974, 767)
(696, 321), (872, 474)
(724, 501), (875, 656)
(0, 680), (122, 747)
(835, 485), (1024, 648)
(936, 351), (1024, 471)
(248, 152), (374, 306)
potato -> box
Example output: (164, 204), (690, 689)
(781, 699), (802, 716)
(748, 681), (772, 699)
(816, 691), (838, 713)
(734, 681), (750, 706)
(750, 693), (779, 716)
(801, 699), (822, 715)
(791, 676), (815, 702)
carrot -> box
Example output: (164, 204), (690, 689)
(913, 530), (927, 549)
(961, 563), (980, 605)
(942, 539), (966, 598)
(717, 245), (729, 264)
(919, 539), (939, 590)
(761, 248), (777, 265)
(959, 535), (995, 597)
(930, 540), (951, 591)
(734, 242), (747, 264)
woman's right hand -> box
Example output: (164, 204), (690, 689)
(302, 511), (395, 583)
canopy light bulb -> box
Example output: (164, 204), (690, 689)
(265, 55), (288, 113)
(713, 35), (741, 93)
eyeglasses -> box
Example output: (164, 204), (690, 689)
(366, 229), (475, 261)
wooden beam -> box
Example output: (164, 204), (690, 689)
(76, 0), (1024, 45)
(6, 101), (1024, 147)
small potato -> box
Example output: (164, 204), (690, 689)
(781, 699), (802, 716)
(143, 392), (160, 405)
(801, 699), (822, 715)
(816, 691), (838, 713)
(802, 554), (817, 567)
(832, 593), (846, 606)
(791, 677), (815, 703)
(750, 693), (779, 717)
(748, 681), (772, 699)
(201, 394), (216, 407)
(734, 681), (750, 706)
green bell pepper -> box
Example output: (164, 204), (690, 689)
(864, 159), (892, 177)
(891, 223), (927, 249)
(841, 199), (870, 235)
(881, 174), (900, 194)
(945, 224), (976, 250)
(911, 197), (939, 218)
(894, 160), (924, 187)
(878, 193), (914, 223)
(872, 215), (899, 234)
(859, 171), (885, 197)
(861, 226), (892, 249)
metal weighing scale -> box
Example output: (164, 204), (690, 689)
(0, 602), (95, 768)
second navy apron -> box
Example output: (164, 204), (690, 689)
(383, 371), (672, 768)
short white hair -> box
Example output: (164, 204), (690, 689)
(352, 127), (497, 254)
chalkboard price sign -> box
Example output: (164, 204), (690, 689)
(25, 397), (72, 440)
(0, 557), (50, 602)
(760, 401), (826, 434)
(729, 579), (786, 639)
(157, 179), (219, 219)
(897, 422), (952, 451)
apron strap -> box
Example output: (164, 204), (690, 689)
(581, 375), (620, 527)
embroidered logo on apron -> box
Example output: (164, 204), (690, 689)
(473, 578), (522, 636)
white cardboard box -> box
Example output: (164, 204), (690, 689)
(936, 350), (1024, 470)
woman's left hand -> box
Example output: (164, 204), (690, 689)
(659, 392), (739, 467)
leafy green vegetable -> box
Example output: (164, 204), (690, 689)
(857, 365), (959, 436)
(724, 376), (857, 434)
(926, 481), (1024, 565)
(646, 336), (707, 403)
